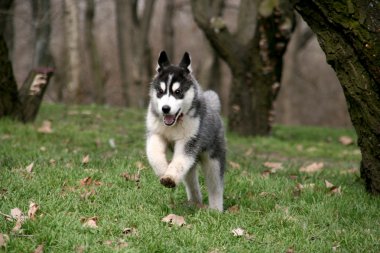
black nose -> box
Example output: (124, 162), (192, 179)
(162, 105), (171, 114)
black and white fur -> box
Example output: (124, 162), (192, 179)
(146, 51), (226, 211)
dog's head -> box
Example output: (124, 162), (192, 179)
(150, 51), (197, 127)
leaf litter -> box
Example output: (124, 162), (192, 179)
(161, 214), (186, 226)
(37, 120), (53, 134)
(299, 162), (324, 173)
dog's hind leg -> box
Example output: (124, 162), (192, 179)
(201, 154), (224, 212)
(183, 166), (202, 206)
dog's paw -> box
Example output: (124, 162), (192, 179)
(160, 175), (177, 188)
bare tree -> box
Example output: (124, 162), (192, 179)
(162, 0), (175, 58)
(115, 0), (156, 107)
(191, 0), (294, 135)
(63, 0), (81, 103)
(85, 0), (107, 104)
(290, 0), (380, 194)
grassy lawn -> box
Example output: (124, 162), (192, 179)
(0, 103), (379, 252)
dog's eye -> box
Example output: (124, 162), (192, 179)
(158, 88), (164, 94)
(174, 89), (182, 95)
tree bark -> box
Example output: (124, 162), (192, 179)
(162, 0), (175, 58)
(31, 0), (54, 68)
(63, 0), (81, 103)
(291, 0), (380, 194)
(85, 0), (106, 104)
(115, 0), (156, 108)
(191, 0), (294, 135)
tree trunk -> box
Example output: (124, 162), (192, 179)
(85, 0), (106, 104)
(290, 0), (380, 194)
(191, 0), (294, 135)
(31, 0), (55, 68)
(0, 35), (53, 122)
(63, 0), (81, 103)
(0, 34), (19, 118)
(162, 0), (175, 58)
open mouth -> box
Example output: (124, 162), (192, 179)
(163, 109), (183, 126)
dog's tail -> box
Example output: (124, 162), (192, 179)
(204, 90), (221, 113)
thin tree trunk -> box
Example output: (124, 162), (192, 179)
(291, 0), (380, 194)
(162, 0), (175, 58)
(63, 0), (81, 103)
(31, 0), (54, 68)
(85, 0), (106, 104)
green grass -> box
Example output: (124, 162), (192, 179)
(0, 103), (379, 252)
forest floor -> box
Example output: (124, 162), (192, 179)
(0, 104), (379, 252)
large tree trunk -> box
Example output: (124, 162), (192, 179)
(162, 0), (175, 58)
(291, 0), (380, 194)
(191, 0), (294, 135)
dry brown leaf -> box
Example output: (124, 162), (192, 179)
(0, 233), (9, 247)
(339, 136), (353, 145)
(325, 180), (335, 189)
(228, 161), (241, 169)
(26, 162), (35, 173)
(135, 161), (145, 170)
(122, 227), (138, 236)
(82, 217), (98, 228)
(37, 120), (53, 134)
(28, 202), (39, 220)
(299, 162), (324, 173)
(260, 170), (271, 178)
(120, 172), (140, 182)
(161, 214), (186, 226)
(80, 177), (93, 186)
(82, 155), (90, 164)
(286, 247), (295, 253)
(33, 244), (44, 253)
(12, 219), (23, 233)
(10, 208), (24, 220)
(227, 205), (240, 213)
(330, 186), (342, 195)
(263, 162), (283, 172)
(232, 227), (245, 237)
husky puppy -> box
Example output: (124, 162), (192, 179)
(146, 51), (226, 211)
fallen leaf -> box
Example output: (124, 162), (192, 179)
(40, 146), (46, 152)
(75, 245), (86, 253)
(28, 202), (39, 220)
(10, 208), (24, 221)
(161, 214), (186, 226)
(108, 138), (116, 149)
(330, 186), (342, 195)
(227, 205), (240, 213)
(82, 155), (90, 164)
(135, 161), (145, 170)
(116, 241), (128, 249)
(340, 168), (359, 174)
(228, 161), (241, 169)
(260, 170), (271, 178)
(37, 120), (53, 134)
(286, 247), (295, 253)
(299, 162), (324, 173)
(339, 136), (353, 145)
(26, 162), (35, 173)
(259, 192), (276, 198)
(244, 148), (253, 156)
(0, 233), (9, 247)
(122, 227), (138, 236)
(231, 227), (245, 237)
(120, 172), (140, 182)
(80, 189), (96, 199)
(324, 180), (334, 189)
(12, 219), (23, 233)
(82, 217), (98, 229)
(33, 244), (44, 253)
(263, 162), (283, 172)
(80, 177), (93, 186)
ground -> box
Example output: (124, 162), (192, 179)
(0, 104), (379, 252)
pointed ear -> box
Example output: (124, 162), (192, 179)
(179, 52), (191, 73)
(156, 51), (170, 72)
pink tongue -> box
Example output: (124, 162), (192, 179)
(164, 115), (176, 125)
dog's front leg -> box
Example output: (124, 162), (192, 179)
(160, 140), (196, 188)
(146, 134), (168, 177)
